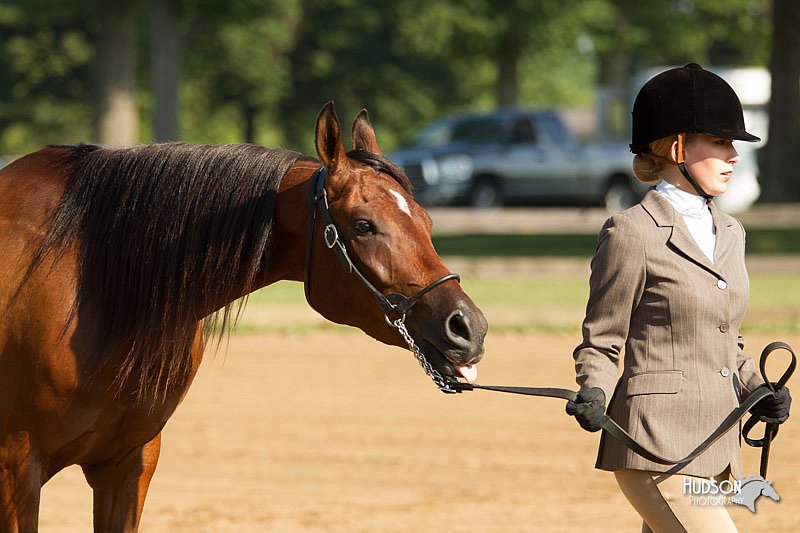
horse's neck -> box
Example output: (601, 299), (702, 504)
(257, 163), (316, 287)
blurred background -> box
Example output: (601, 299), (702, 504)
(13, 2), (798, 528)
(2, 0), (799, 204)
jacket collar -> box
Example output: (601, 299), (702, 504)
(640, 190), (734, 278)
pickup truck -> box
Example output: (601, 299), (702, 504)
(388, 108), (645, 212)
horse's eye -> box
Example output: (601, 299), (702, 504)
(354, 220), (374, 235)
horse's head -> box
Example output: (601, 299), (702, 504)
(305, 102), (487, 385)
(731, 476), (781, 512)
(760, 480), (780, 502)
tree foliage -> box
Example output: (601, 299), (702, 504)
(0, 0), (780, 168)
(0, 1), (94, 152)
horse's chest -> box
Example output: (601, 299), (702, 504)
(38, 383), (188, 472)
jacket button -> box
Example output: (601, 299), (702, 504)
(717, 279), (727, 290)
(719, 323), (729, 333)
(721, 367), (731, 377)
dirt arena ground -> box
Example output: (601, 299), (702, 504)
(38, 327), (800, 532)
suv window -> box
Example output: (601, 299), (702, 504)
(450, 117), (504, 143)
(411, 116), (504, 148)
(508, 118), (536, 144)
(537, 114), (571, 146)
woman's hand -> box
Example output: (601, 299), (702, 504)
(566, 387), (606, 432)
(750, 383), (792, 424)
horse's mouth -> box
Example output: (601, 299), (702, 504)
(419, 341), (479, 383)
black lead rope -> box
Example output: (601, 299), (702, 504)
(453, 342), (795, 471)
(742, 341), (797, 477)
(302, 165), (795, 472)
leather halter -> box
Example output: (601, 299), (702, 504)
(303, 166), (460, 320)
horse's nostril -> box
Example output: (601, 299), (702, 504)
(446, 309), (471, 344)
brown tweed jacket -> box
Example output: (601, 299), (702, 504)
(573, 190), (764, 478)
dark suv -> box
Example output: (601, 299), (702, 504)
(389, 108), (644, 211)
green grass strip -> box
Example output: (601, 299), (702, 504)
(431, 228), (800, 257)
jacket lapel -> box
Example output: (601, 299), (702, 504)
(640, 191), (724, 277)
(710, 201), (735, 267)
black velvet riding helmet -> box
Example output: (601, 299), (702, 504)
(630, 63), (761, 154)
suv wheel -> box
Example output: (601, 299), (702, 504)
(470, 178), (503, 208)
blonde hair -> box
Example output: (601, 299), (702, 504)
(632, 135), (685, 184)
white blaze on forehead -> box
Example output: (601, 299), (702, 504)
(389, 189), (412, 216)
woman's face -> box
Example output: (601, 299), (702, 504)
(682, 134), (740, 197)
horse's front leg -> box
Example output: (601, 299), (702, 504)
(0, 440), (43, 533)
(81, 433), (161, 533)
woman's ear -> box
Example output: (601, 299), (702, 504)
(671, 133), (688, 164)
(669, 140), (680, 163)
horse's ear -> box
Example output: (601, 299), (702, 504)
(351, 109), (382, 155)
(315, 101), (348, 174)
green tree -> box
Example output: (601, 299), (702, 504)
(762, 0), (800, 201)
(278, 0), (474, 151)
(0, 0), (144, 151)
(277, 0), (602, 152)
(589, 0), (769, 79)
(178, 0), (299, 145)
(0, 1), (94, 153)
(0, 0), (777, 158)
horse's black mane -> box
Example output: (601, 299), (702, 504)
(33, 141), (410, 401)
(39, 142), (313, 399)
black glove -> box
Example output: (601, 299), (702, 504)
(566, 386), (606, 432)
(750, 383), (791, 424)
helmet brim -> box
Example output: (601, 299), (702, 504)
(698, 129), (761, 143)
(630, 130), (761, 154)
(730, 131), (761, 143)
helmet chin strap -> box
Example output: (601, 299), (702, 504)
(641, 133), (713, 202)
(676, 163), (712, 202)
(674, 133), (713, 202)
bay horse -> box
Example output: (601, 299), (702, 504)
(0, 102), (487, 531)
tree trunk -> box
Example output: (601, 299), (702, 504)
(596, 50), (631, 140)
(151, 0), (183, 141)
(93, 3), (139, 146)
(762, 0), (800, 202)
(495, 30), (521, 107)
(244, 104), (257, 144)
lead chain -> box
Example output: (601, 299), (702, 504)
(387, 315), (460, 394)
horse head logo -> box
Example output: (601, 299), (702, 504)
(729, 476), (780, 513)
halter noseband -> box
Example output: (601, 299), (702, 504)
(303, 166), (460, 320)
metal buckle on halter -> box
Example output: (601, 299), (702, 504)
(384, 313), (406, 327)
(323, 224), (339, 248)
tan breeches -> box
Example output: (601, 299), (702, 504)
(614, 469), (738, 533)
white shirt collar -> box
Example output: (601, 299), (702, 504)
(655, 180), (710, 219)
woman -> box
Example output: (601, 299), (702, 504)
(566, 63), (791, 532)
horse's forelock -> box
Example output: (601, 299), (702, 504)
(347, 149), (413, 194)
